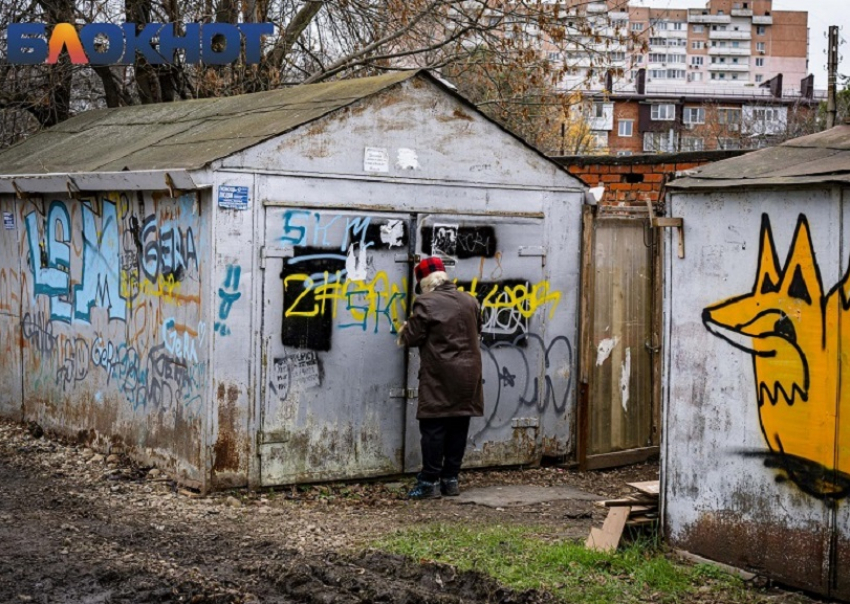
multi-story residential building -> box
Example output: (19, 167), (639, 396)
(544, 0), (817, 155)
(553, 0), (808, 94)
(590, 78), (819, 155)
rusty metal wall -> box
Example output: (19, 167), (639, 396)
(213, 75), (585, 486)
(662, 186), (849, 598)
(0, 191), (211, 488)
(0, 195), (22, 418)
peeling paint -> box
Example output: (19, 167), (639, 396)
(596, 336), (619, 366)
(620, 347), (631, 412)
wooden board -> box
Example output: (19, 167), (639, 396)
(585, 506), (629, 552)
(626, 480), (659, 495)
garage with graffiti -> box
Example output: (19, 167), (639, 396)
(662, 124), (850, 600)
(0, 70), (586, 492)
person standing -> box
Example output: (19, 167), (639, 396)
(398, 257), (484, 499)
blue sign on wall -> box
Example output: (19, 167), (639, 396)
(218, 185), (250, 210)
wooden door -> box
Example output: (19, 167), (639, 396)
(578, 205), (661, 470)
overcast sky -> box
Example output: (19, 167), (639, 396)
(631, 0), (848, 89)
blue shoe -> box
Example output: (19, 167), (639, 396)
(408, 478), (441, 500)
(440, 477), (460, 496)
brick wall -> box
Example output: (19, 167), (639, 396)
(552, 150), (749, 208)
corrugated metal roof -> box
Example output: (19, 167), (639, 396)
(0, 70), (419, 176)
(669, 125), (850, 190)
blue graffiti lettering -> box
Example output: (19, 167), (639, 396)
(25, 201), (72, 321)
(74, 201), (126, 322)
(214, 264), (242, 336)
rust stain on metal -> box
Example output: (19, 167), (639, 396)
(675, 511), (828, 595)
(213, 382), (241, 474)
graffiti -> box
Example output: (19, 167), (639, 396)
(431, 223), (457, 257)
(456, 278), (561, 344)
(56, 337), (90, 390)
(421, 225), (497, 259)
(283, 269), (407, 349)
(25, 200), (72, 321)
(474, 333), (573, 441)
(21, 311), (58, 356)
(214, 264), (242, 337)
(74, 201), (126, 322)
(140, 214), (198, 283)
(269, 350), (321, 402)
(162, 317), (205, 363)
(702, 213), (850, 500)
(280, 210), (407, 252)
(17, 191), (206, 417)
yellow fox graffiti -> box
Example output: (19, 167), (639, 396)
(702, 213), (850, 500)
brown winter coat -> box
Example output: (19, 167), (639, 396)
(400, 282), (484, 419)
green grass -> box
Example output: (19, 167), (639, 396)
(373, 524), (757, 604)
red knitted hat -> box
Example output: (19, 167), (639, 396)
(414, 257), (445, 283)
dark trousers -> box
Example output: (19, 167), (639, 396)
(418, 416), (471, 483)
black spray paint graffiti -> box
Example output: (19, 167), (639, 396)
(140, 215), (198, 283)
(420, 226), (497, 259)
(281, 249), (346, 351)
(456, 279), (530, 345)
(473, 334), (573, 441)
(21, 312), (58, 356)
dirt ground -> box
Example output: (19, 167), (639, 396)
(0, 420), (819, 604)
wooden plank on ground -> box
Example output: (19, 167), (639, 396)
(586, 506), (630, 552)
(626, 480), (660, 496)
(603, 496), (657, 507)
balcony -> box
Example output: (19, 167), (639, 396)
(688, 12), (731, 24)
(708, 63), (750, 72)
(586, 2), (607, 13)
(709, 30), (752, 40)
(752, 15), (773, 25)
(731, 9), (753, 17)
(609, 11), (629, 21)
(708, 46), (751, 56)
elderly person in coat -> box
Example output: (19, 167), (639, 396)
(398, 256), (484, 499)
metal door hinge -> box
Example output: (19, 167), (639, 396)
(646, 199), (685, 259)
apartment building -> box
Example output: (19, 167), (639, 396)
(546, 0), (815, 154)
(588, 80), (818, 155)
(554, 0), (808, 93)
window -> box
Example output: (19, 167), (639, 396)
(756, 25), (766, 35)
(547, 52), (561, 62)
(616, 151), (633, 156)
(651, 104), (676, 120)
(618, 120), (634, 137)
(593, 103), (605, 118)
(689, 72), (704, 82)
(718, 138), (741, 150)
(681, 136), (705, 152)
(651, 20), (667, 30)
(755, 57), (764, 67)
(643, 131), (679, 153)
(692, 41), (705, 50)
(672, 22), (685, 30)
(756, 42), (766, 52)
(693, 24), (705, 33)
(631, 22), (644, 31)
(691, 56), (704, 66)
(718, 108), (742, 126)
(684, 107), (706, 124)
(755, 74), (764, 83)
(650, 37), (667, 47)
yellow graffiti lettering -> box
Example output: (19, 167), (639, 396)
(284, 274), (320, 317)
(284, 270), (407, 332)
(459, 279), (561, 320)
